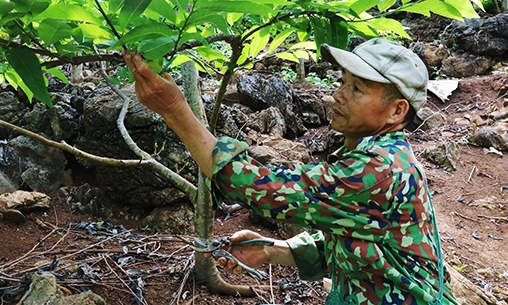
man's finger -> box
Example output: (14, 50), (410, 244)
(217, 257), (227, 267)
(233, 265), (243, 275)
(226, 258), (237, 269)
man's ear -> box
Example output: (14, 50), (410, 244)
(386, 99), (410, 124)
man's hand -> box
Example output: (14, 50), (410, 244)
(122, 50), (187, 121)
(204, 230), (273, 275)
(122, 50), (218, 177)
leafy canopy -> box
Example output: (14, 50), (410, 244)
(0, 0), (482, 107)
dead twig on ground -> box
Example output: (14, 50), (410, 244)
(461, 183), (498, 196)
(104, 254), (149, 305)
(478, 215), (508, 223)
(467, 166), (476, 183)
(450, 211), (480, 223)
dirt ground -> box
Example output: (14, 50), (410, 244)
(1, 73), (508, 305)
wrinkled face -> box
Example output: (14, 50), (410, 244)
(330, 70), (395, 142)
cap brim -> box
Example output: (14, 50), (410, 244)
(320, 44), (390, 83)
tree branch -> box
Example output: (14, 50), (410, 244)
(99, 68), (198, 200)
(0, 38), (123, 69)
(0, 119), (148, 167)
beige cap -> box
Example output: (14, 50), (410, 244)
(321, 38), (428, 111)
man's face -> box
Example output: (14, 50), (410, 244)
(330, 70), (395, 141)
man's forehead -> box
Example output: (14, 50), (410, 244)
(342, 70), (377, 86)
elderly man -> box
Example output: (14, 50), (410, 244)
(124, 38), (456, 305)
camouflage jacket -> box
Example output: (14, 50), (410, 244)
(211, 131), (456, 305)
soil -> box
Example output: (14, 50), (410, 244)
(1, 73), (508, 305)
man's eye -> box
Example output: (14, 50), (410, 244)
(353, 85), (361, 92)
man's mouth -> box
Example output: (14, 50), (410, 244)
(333, 107), (344, 117)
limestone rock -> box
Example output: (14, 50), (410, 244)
(18, 273), (107, 305)
(424, 142), (461, 172)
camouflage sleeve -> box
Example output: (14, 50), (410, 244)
(286, 231), (328, 281)
(211, 136), (251, 173)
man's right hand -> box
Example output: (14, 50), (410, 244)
(122, 50), (217, 177)
(204, 230), (273, 275)
(122, 50), (187, 121)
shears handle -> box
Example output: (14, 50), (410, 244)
(211, 249), (269, 280)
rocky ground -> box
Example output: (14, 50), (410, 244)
(0, 72), (507, 305)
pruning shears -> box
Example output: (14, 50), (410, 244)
(192, 237), (274, 280)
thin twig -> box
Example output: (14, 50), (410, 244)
(47, 224), (71, 252)
(98, 68), (198, 200)
(462, 183), (498, 196)
(0, 227), (59, 271)
(450, 211), (479, 223)
(103, 255), (149, 305)
(467, 165), (476, 183)
(0, 119), (150, 167)
(478, 214), (508, 222)
(269, 264), (275, 304)
(173, 255), (195, 305)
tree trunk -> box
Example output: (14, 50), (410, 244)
(447, 263), (507, 305)
(181, 61), (264, 296)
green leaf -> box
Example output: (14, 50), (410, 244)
(180, 32), (209, 48)
(4, 70), (21, 90)
(5, 48), (52, 107)
(236, 44), (250, 66)
(77, 24), (115, 43)
(292, 49), (309, 60)
(349, 0), (378, 15)
(195, 0), (273, 15)
(13, 0), (50, 14)
(328, 16), (348, 50)
(108, 76), (122, 86)
(401, 0), (475, 19)
(446, 0), (480, 18)
(175, 6), (188, 27)
(275, 51), (299, 63)
(268, 28), (295, 53)
(310, 17), (325, 54)
(377, 0), (397, 12)
(188, 11), (229, 34)
(138, 37), (177, 60)
(249, 0), (291, 5)
(170, 54), (194, 67)
(117, 65), (128, 79)
(289, 41), (315, 50)
(0, 3), (15, 15)
(470, 0), (484, 11)
(0, 12), (25, 28)
(249, 27), (270, 59)
(146, 0), (177, 23)
(146, 58), (164, 73)
(348, 21), (378, 38)
(72, 26), (84, 44)
(108, 0), (125, 13)
(195, 46), (228, 61)
(117, 23), (177, 46)
(38, 19), (73, 45)
(414, 0), (463, 20)
(401, 3), (431, 17)
(367, 18), (410, 39)
(170, 0), (189, 10)
(297, 30), (310, 43)
(226, 12), (243, 25)
(119, 0), (151, 30)
(44, 67), (68, 84)
(32, 4), (102, 24)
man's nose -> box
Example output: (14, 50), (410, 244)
(332, 89), (347, 105)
